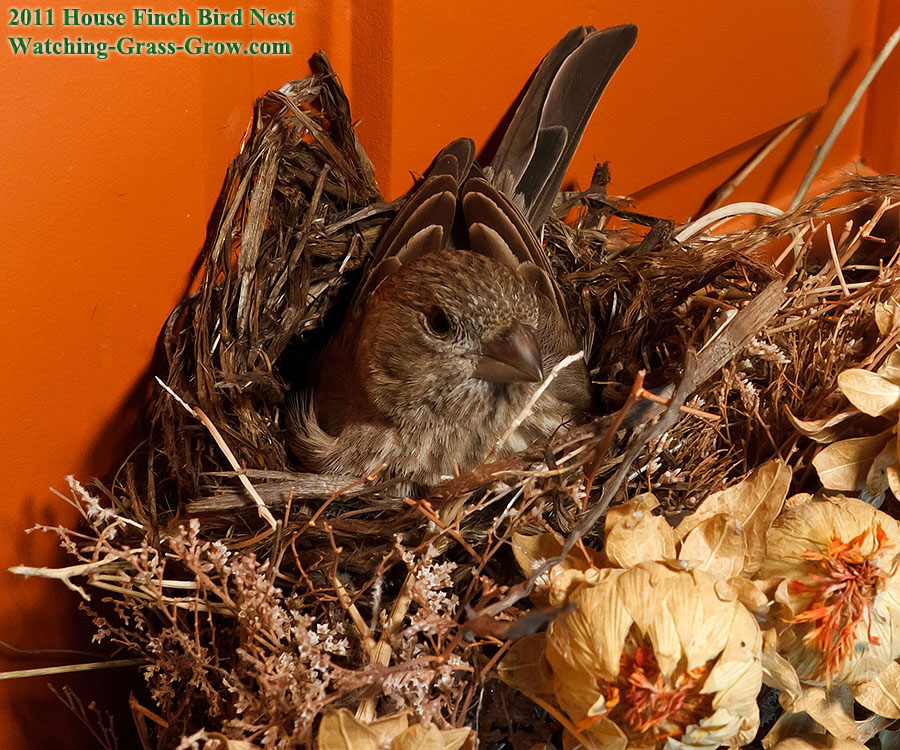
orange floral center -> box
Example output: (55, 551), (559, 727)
(789, 525), (891, 684)
(581, 646), (713, 743)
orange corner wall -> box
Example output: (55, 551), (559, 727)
(1, 1), (897, 745)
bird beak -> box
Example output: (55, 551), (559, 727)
(472, 322), (544, 383)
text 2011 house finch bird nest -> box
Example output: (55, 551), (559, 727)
(16, 30), (900, 750)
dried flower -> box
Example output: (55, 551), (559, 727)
(758, 496), (900, 686)
(316, 708), (472, 750)
(543, 562), (762, 749)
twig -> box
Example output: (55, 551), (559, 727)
(9, 555), (121, 601)
(636, 386), (720, 421)
(790, 24), (900, 210)
(826, 223), (850, 296)
(675, 202), (784, 243)
(706, 115), (808, 211)
(355, 569), (415, 724)
(0, 658), (144, 681)
(332, 575), (377, 659)
(489, 351), (585, 459)
(155, 377), (277, 529)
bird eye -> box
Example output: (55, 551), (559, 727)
(424, 305), (452, 337)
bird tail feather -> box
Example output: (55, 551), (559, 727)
(488, 24), (637, 230)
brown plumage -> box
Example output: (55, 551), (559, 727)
(287, 24), (637, 485)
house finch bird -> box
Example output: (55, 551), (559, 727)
(287, 24), (637, 485)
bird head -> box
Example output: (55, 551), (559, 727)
(359, 250), (544, 422)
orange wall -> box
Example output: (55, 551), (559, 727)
(0, 1), (892, 745)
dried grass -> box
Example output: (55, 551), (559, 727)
(20, 53), (900, 748)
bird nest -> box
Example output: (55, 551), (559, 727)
(27, 53), (900, 749)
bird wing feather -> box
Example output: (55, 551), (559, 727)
(489, 23), (637, 230)
(349, 138), (475, 314)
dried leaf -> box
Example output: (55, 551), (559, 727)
(604, 494), (676, 567)
(678, 513), (746, 578)
(206, 736), (263, 750)
(888, 464), (900, 498)
(786, 406), (860, 444)
(879, 348), (900, 383)
(838, 369), (900, 417)
(876, 298), (900, 337)
(678, 459), (790, 574)
(368, 712), (411, 746)
(787, 686), (857, 740)
(317, 709), (379, 750)
(497, 632), (554, 697)
(511, 531), (564, 577)
(812, 431), (893, 491)
(785, 493), (814, 510)
(390, 724), (472, 750)
(866, 437), (897, 501)
(770, 737), (868, 750)
(853, 661), (900, 719)
(761, 628), (802, 703)
(762, 711), (820, 749)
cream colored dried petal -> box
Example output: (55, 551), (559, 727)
(613, 564), (658, 638)
(317, 709), (380, 750)
(677, 459), (789, 575)
(547, 578), (631, 703)
(605, 492), (660, 531)
(785, 406), (860, 444)
(678, 513), (746, 578)
(785, 492), (814, 510)
(786, 686), (856, 740)
(368, 712), (410, 745)
(389, 724), (472, 750)
(205, 737), (263, 750)
(641, 571), (684, 678)
(511, 531), (604, 607)
(888, 463), (900, 498)
(760, 630), (803, 703)
(770, 737), (868, 750)
(605, 495), (677, 568)
(704, 656), (761, 709)
(813, 431), (893, 491)
(667, 570), (734, 671)
(853, 660), (900, 719)
(547, 564), (606, 607)
(866, 437), (897, 500)
(761, 710), (819, 750)
(497, 632), (553, 697)
(680, 705), (744, 746)
(760, 497), (900, 583)
(875, 298), (900, 337)
(880, 348), (900, 382)
(511, 531), (564, 577)
(570, 719), (628, 750)
(727, 576), (769, 617)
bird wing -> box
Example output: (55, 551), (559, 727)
(349, 137), (475, 315)
(350, 23), (637, 321)
(489, 24), (637, 230)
